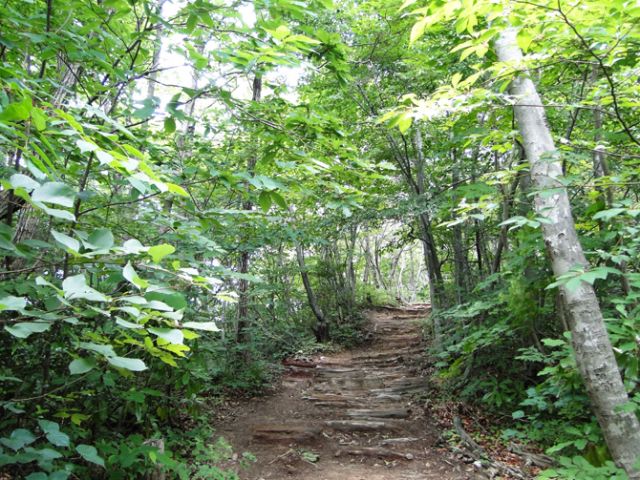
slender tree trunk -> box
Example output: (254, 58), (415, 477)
(345, 224), (358, 302)
(236, 75), (262, 346)
(451, 155), (467, 303)
(295, 243), (329, 342)
(591, 66), (614, 208)
(413, 127), (446, 311)
(496, 27), (640, 477)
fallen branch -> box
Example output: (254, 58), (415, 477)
(452, 416), (527, 480)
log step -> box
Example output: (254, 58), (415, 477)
(335, 446), (415, 461)
(252, 423), (320, 443)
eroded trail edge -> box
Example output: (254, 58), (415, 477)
(216, 306), (481, 480)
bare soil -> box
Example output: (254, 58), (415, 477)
(214, 306), (485, 480)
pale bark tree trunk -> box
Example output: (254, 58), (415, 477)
(295, 243), (329, 342)
(345, 224), (358, 302)
(496, 27), (640, 477)
(413, 127), (444, 347)
(451, 154), (467, 304)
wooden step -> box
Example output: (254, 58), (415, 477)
(252, 423), (320, 443)
(335, 446), (415, 460)
(345, 408), (411, 419)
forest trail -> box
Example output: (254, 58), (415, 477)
(215, 307), (482, 479)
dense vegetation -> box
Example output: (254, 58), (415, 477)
(1, 0), (639, 478)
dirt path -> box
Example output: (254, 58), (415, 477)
(216, 306), (482, 479)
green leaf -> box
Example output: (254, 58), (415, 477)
(62, 275), (108, 302)
(164, 116), (176, 134)
(122, 239), (147, 254)
(167, 182), (188, 196)
(182, 321), (220, 332)
(0, 96), (32, 122)
(85, 229), (114, 250)
(148, 244), (175, 263)
(5, 321), (52, 338)
(0, 295), (27, 311)
(397, 114), (412, 133)
(145, 291), (187, 310)
(76, 444), (105, 467)
(409, 17), (428, 45)
(122, 262), (149, 289)
(147, 327), (184, 344)
(76, 139), (98, 153)
(10, 174), (40, 191)
(1, 428), (36, 451)
(63, 276), (99, 302)
(258, 191), (272, 212)
(31, 108), (47, 131)
(107, 356), (147, 372)
(68, 357), (97, 375)
(37, 204), (76, 221)
(26, 473), (48, 480)
(37, 420), (70, 448)
(78, 342), (116, 357)
(51, 230), (80, 253)
(270, 191), (287, 209)
(593, 208), (627, 221)
(31, 182), (75, 207)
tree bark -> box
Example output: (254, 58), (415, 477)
(236, 75), (262, 346)
(295, 243), (329, 342)
(495, 26), (640, 477)
(413, 127), (446, 311)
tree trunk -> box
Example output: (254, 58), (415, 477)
(413, 128), (446, 311)
(295, 243), (329, 342)
(495, 26), (640, 477)
(236, 75), (262, 346)
(451, 156), (467, 304)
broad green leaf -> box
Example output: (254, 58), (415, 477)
(145, 291), (187, 310)
(76, 444), (105, 467)
(68, 357), (97, 375)
(148, 327), (184, 344)
(167, 182), (188, 196)
(5, 322), (52, 338)
(31, 182), (75, 207)
(0, 96), (32, 122)
(107, 356), (147, 372)
(62, 275), (108, 302)
(9, 174), (40, 191)
(26, 473), (48, 480)
(85, 229), (114, 250)
(122, 262), (149, 289)
(0, 428), (36, 451)
(593, 208), (627, 221)
(37, 420), (70, 448)
(76, 139), (98, 153)
(0, 295), (27, 311)
(51, 230), (80, 252)
(258, 191), (272, 212)
(270, 191), (287, 209)
(37, 204), (76, 221)
(164, 116), (176, 134)
(122, 238), (147, 254)
(115, 317), (143, 329)
(409, 17), (428, 45)
(78, 342), (116, 357)
(182, 321), (220, 332)
(148, 244), (175, 263)
(31, 108), (47, 131)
